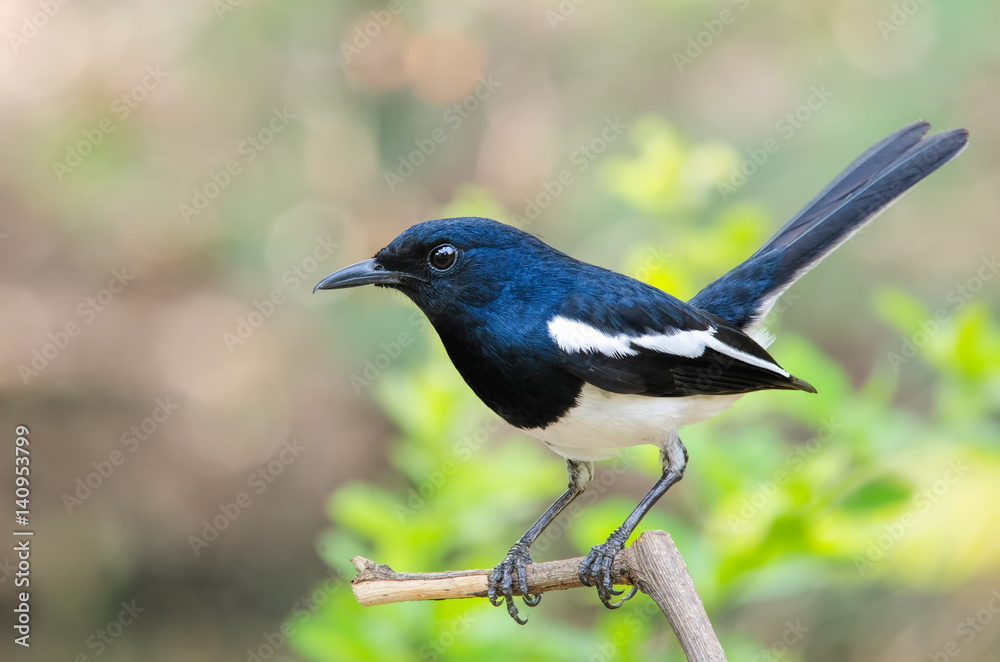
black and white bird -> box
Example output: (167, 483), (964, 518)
(314, 122), (967, 623)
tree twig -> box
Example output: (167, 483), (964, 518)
(349, 530), (726, 662)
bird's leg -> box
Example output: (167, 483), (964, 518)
(580, 435), (688, 608)
(488, 458), (593, 624)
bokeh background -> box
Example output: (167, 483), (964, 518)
(2, 0), (999, 660)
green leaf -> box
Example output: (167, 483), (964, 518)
(837, 476), (912, 513)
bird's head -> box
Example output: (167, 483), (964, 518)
(314, 217), (557, 321)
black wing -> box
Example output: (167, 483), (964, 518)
(552, 283), (815, 397)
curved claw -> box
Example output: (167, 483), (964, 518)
(487, 543), (540, 624)
(487, 565), (504, 607)
(516, 561), (542, 607)
(618, 585), (639, 604)
(507, 600), (528, 625)
(578, 535), (638, 609)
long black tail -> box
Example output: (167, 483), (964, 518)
(690, 122), (968, 331)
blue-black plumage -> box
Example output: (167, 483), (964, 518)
(314, 122), (967, 623)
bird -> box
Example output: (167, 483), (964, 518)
(314, 121), (968, 624)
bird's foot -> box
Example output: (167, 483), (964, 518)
(579, 529), (639, 609)
(487, 541), (541, 624)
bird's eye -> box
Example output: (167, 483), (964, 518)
(428, 244), (458, 272)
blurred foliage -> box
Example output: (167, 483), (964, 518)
(290, 120), (1000, 661)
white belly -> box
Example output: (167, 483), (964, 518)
(526, 384), (743, 461)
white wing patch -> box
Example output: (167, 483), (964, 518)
(546, 316), (637, 358)
(633, 329), (715, 358)
(547, 315), (788, 377)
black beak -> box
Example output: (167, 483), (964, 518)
(313, 258), (405, 292)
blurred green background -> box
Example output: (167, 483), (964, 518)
(1, 0), (998, 660)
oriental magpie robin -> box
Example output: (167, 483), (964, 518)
(314, 122), (967, 623)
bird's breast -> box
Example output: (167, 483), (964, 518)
(434, 321), (583, 430)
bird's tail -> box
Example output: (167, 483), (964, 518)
(690, 122), (969, 331)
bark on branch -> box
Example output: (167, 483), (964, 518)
(349, 530), (726, 662)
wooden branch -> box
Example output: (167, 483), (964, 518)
(628, 532), (727, 662)
(350, 530), (726, 662)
